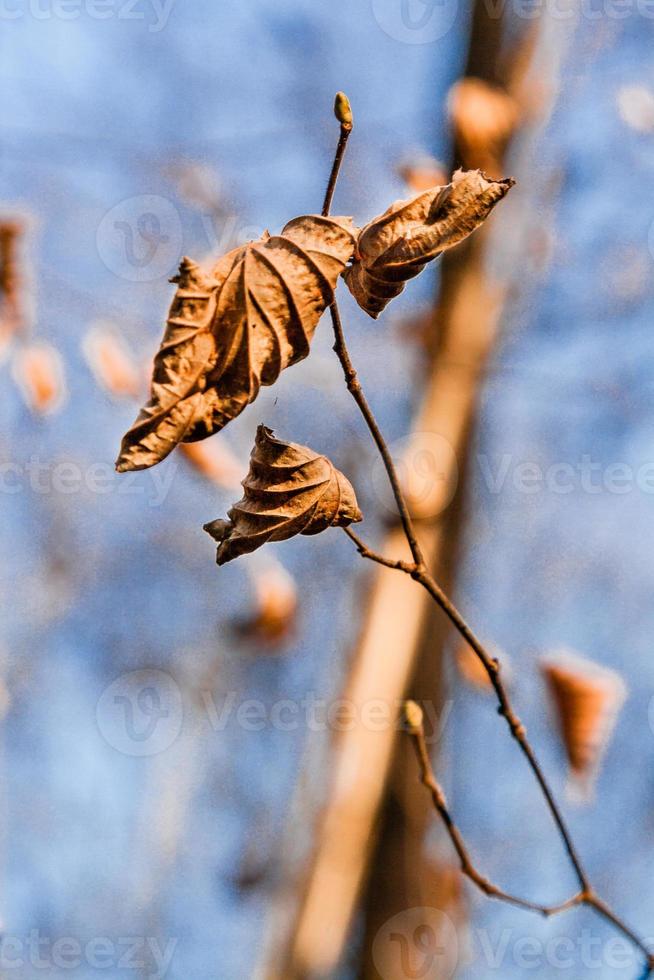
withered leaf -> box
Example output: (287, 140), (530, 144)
(115, 215), (357, 472)
(204, 424), (362, 565)
(343, 169), (514, 318)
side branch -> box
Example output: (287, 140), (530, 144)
(343, 527), (415, 573)
(404, 701), (584, 917)
(343, 526), (588, 888)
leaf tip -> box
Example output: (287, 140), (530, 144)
(203, 518), (231, 542)
(334, 91), (353, 130)
(115, 453), (133, 473)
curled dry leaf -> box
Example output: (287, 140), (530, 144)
(204, 424), (362, 565)
(344, 169), (514, 318)
(115, 214), (357, 472)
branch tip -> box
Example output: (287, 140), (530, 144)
(403, 700), (424, 733)
(334, 91), (353, 130)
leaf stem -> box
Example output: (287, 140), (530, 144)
(324, 104), (654, 974)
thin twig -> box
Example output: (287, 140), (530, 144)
(343, 527), (415, 573)
(322, 120), (351, 218)
(347, 521), (588, 883)
(405, 702), (584, 916)
(330, 302), (425, 569)
(348, 528), (654, 966)
(323, 97), (654, 972)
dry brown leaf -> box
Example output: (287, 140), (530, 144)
(204, 424), (362, 565)
(343, 169), (514, 318)
(115, 214), (357, 472)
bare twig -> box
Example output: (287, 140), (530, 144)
(404, 701), (584, 916)
(342, 527), (415, 573)
(330, 302), (425, 569)
(324, 94), (654, 972)
(321, 93), (353, 219)
(403, 701), (653, 964)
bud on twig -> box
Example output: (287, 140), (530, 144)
(334, 92), (353, 131)
(403, 700), (424, 733)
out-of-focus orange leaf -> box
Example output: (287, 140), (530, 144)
(397, 155), (447, 193)
(167, 160), (223, 213)
(617, 85), (654, 134)
(0, 218), (30, 355)
(448, 78), (520, 176)
(179, 439), (244, 490)
(456, 640), (511, 691)
(239, 556), (298, 645)
(12, 342), (66, 416)
(541, 651), (627, 802)
(82, 322), (141, 399)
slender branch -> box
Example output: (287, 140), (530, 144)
(323, 98), (654, 972)
(588, 895), (654, 965)
(416, 567), (587, 883)
(331, 302), (425, 568)
(321, 93), (353, 218)
(323, 113), (583, 888)
(404, 702), (653, 964)
(347, 527), (654, 966)
(404, 701), (584, 916)
(343, 527), (415, 573)
(322, 128), (350, 218)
